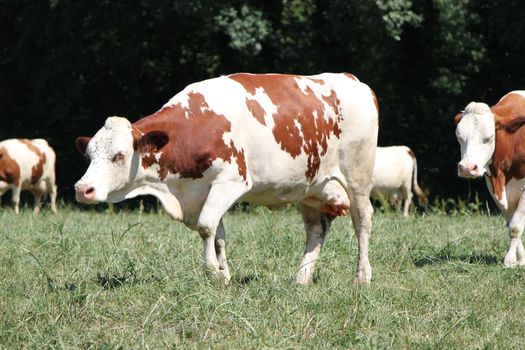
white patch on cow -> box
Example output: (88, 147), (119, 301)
(163, 86), (191, 110)
(252, 87), (277, 128)
(371, 146), (426, 217)
(456, 102), (495, 178)
(8, 140), (40, 188)
(295, 77), (310, 95)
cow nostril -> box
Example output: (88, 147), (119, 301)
(85, 187), (95, 195)
(472, 164), (478, 171)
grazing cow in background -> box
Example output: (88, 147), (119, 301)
(371, 146), (427, 217)
(74, 73), (378, 285)
(0, 139), (57, 214)
(455, 91), (525, 267)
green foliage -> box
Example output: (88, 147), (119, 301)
(375, 0), (423, 40)
(1, 207), (524, 348)
(216, 5), (271, 54)
(0, 0), (522, 205)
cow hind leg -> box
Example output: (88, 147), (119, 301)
(31, 188), (43, 215)
(401, 182), (413, 217)
(348, 190), (374, 284)
(296, 205), (333, 285)
(46, 178), (58, 214)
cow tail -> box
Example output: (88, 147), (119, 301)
(411, 152), (428, 206)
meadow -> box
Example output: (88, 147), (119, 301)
(1, 204), (525, 349)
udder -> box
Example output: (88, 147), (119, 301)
(302, 180), (350, 216)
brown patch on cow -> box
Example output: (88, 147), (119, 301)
(245, 98), (266, 125)
(343, 73), (358, 81)
(488, 93), (525, 199)
(19, 139), (46, 184)
(0, 147), (21, 186)
(230, 73), (342, 180)
(309, 78), (325, 85)
(133, 92), (247, 181)
(141, 152), (157, 169)
(229, 140), (247, 180)
(491, 93), (525, 120)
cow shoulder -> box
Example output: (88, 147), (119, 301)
(0, 145), (21, 186)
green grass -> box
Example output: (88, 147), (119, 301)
(1, 205), (525, 349)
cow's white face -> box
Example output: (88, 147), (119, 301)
(455, 102), (495, 178)
(75, 117), (138, 203)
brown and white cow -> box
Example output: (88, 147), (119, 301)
(371, 146), (427, 217)
(455, 91), (525, 267)
(74, 73), (379, 284)
(0, 138), (57, 214)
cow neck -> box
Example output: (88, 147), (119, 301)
(488, 122), (525, 201)
(486, 94), (525, 199)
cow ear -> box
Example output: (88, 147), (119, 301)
(453, 113), (462, 124)
(137, 131), (169, 153)
(496, 115), (525, 133)
(75, 136), (92, 155)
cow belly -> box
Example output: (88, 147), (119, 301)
(241, 172), (348, 209)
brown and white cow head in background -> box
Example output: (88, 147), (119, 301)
(74, 117), (168, 203)
(455, 102), (496, 178)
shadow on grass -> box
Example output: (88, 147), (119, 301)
(413, 253), (500, 267)
(232, 274), (260, 286)
(95, 273), (128, 289)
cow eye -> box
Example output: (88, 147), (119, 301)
(482, 136), (493, 144)
(111, 152), (125, 163)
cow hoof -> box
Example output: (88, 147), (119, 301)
(504, 255), (517, 268)
(295, 272), (312, 285)
(217, 269), (231, 285)
(354, 265), (372, 285)
(353, 276), (371, 285)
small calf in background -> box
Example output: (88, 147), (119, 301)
(371, 146), (427, 217)
(0, 139), (57, 214)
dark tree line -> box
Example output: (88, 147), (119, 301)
(1, 0), (525, 205)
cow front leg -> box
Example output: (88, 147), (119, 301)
(46, 179), (58, 214)
(349, 191), (374, 284)
(504, 198), (525, 267)
(31, 189), (43, 215)
(503, 192), (525, 267)
(215, 219), (231, 281)
(11, 186), (21, 214)
(296, 205), (333, 285)
(197, 181), (248, 284)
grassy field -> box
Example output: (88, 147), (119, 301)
(1, 204), (525, 349)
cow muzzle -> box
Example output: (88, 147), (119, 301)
(457, 162), (482, 178)
(74, 182), (97, 203)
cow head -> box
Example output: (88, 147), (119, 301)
(74, 117), (168, 203)
(455, 102), (495, 178)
